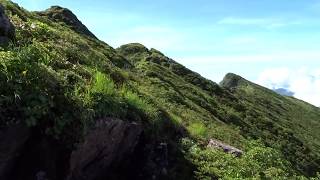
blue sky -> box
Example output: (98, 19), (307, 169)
(13, 0), (320, 106)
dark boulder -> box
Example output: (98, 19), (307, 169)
(68, 118), (143, 180)
(0, 4), (15, 45)
(0, 123), (30, 179)
(144, 142), (170, 179)
(12, 133), (71, 180)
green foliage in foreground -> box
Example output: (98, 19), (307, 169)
(185, 140), (320, 180)
(0, 43), (146, 138)
(1, 1), (320, 179)
(183, 139), (299, 179)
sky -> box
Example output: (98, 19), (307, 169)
(13, 0), (320, 106)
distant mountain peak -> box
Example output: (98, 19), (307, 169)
(150, 48), (164, 56)
(273, 88), (295, 96)
(47, 5), (65, 10)
(116, 43), (153, 65)
(37, 6), (97, 39)
(117, 43), (149, 56)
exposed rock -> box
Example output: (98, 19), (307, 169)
(68, 118), (143, 180)
(0, 4), (15, 45)
(207, 139), (243, 157)
(150, 142), (169, 179)
(11, 130), (70, 180)
(0, 123), (30, 179)
(37, 6), (97, 39)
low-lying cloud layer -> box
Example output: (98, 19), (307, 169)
(257, 68), (320, 107)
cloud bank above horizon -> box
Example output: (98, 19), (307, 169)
(257, 68), (320, 107)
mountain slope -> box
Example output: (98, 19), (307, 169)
(221, 73), (320, 175)
(0, 1), (320, 179)
(119, 44), (320, 176)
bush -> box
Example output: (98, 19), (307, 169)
(184, 140), (297, 179)
(91, 71), (115, 95)
(187, 122), (208, 139)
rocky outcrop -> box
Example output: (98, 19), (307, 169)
(207, 139), (243, 157)
(116, 43), (151, 64)
(0, 118), (146, 180)
(11, 132), (71, 180)
(117, 43), (150, 57)
(0, 123), (30, 179)
(68, 118), (143, 180)
(146, 142), (169, 179)
(37, 6), (97, 39)
(220, 73), (247, 89)
(0, 4), (15, 45)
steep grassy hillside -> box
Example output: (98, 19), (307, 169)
(0, 1), (319, 179)
(118, 44), (320, 178)
(221, 73), (320, 176)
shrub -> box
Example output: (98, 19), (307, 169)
(187, 122), (208, 139)
(184, 140), (296, 179)
(91, 71), (115, 95)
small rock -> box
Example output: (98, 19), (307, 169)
(207, 139), (243, 157)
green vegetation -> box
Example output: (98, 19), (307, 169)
(220, 73), (320, 176)
(183, 139), (298, 179)
(0, 1), (320, 179)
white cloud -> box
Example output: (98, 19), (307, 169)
(257, 68), (320, 107)
(257, 68), (291, 88)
